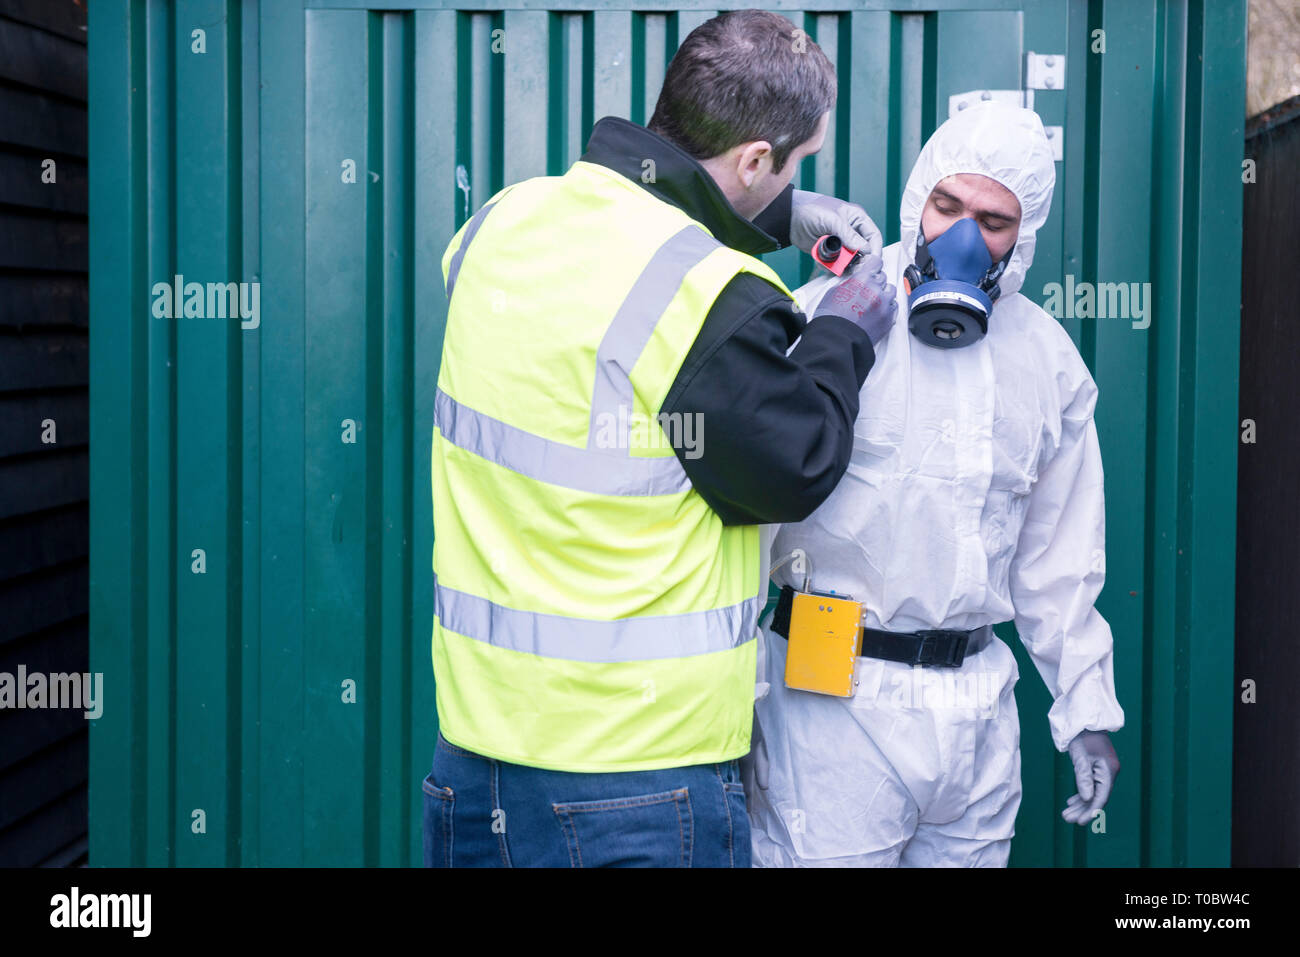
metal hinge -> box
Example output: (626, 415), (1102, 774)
(1024, 52), (1066, 90)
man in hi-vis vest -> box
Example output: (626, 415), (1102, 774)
(426, 9), (896, 867)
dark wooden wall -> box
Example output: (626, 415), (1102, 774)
(0, 0), (89, 867)
(1234, 94), (1300, 867)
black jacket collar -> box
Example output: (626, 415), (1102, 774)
(579, 116), (785, 257)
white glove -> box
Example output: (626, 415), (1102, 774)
(790, 189), (883, 258)
(1062, 730), (1121, 825)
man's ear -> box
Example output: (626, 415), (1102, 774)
(736, 141), (773, 189)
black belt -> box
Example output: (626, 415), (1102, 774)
(769, 585), (990, 668)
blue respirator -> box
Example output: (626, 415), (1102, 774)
(903, 217), (1014, 349)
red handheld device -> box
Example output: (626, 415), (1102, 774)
(812, 234), (860, 276)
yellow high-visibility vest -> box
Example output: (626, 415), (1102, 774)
(434, 159), (794, 772)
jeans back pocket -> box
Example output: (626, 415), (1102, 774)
(552, 788), (693, 867)
(422, 771), (455, 868)
(723, 781), (751, 868)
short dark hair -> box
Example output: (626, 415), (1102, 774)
(648, 10), (837, 174)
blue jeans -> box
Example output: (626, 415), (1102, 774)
(422, 732), (751, 867)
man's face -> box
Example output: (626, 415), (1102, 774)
(701, 111), (830, 220)
(753, 111), (830, 213)
(920, 173), (1021, 263)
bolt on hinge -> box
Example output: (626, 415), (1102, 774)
(1024, 52), (1066, 90)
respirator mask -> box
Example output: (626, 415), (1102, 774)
(903, 217), (1013, 349)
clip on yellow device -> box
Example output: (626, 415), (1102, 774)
(783, 590), (863, 697)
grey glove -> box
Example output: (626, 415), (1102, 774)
(1062, 730), (1120, 825)
(791, 189), (883, 258)
(811, 254), (898, 346)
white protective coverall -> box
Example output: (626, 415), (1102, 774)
(744, 103), (1125, 867)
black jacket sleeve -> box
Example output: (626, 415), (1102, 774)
(658, 272), (875, 525)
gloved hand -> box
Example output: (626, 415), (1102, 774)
(811, 254), (898, 345)
(790, 189), (883, 258)
(1062, 730), (1120, 825)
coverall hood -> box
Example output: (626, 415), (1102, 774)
(899, 102), (1056, 299)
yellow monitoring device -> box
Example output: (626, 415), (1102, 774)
(784, 591), (863, 697)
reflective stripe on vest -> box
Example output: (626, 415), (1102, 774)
(444, 189), (512, 301)
(434, 573), (760, 661)
(586, 225), (721, 451)
(434, 388), (690, 496)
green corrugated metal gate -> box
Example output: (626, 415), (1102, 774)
(87, 0), (1245, 867)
